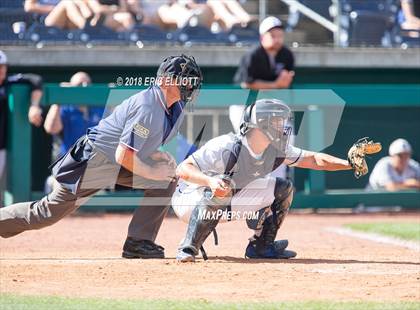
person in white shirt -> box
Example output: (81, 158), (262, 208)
(369, 138), (420, 191)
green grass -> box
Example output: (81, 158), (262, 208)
(344, 222), (420, 241)
(0, 294), (419, 310)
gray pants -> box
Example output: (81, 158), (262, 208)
(0, 149), (176, 240)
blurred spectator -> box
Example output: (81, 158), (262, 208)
(44, 72), (104, 161)
(138, 0), (167, 26)
(25, 0), (92, 29)
(0, 50), (43, 205)
(43, 72), (104, 192)
(399, 0), (420, 37)
(400, 0), (420, 28)
(156, 0), (214, 30)
(207, 0), (252, 30)
(25, 0), (140, 31)
(87, 0), (140, 31)
(24, 0), (60, 16)
(368, 139), (420, 191)
(234, 16), (295, 90)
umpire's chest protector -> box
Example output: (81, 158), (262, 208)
(229, 140), (285, 190)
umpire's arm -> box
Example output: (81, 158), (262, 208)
(115, 143), (175, 182)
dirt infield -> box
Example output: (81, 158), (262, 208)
(1, 213), (419, 302)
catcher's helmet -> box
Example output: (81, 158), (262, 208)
(156, 54), (202, 108)
(240, 99), (292, 153)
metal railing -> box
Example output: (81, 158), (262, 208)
(279, 0), (342, 45)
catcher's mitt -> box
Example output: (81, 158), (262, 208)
(348, 137), (382, 178)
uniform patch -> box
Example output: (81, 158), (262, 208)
(133, 123), (149, 139)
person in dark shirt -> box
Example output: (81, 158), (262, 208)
(0, 50), (43, 205)
(234, 16), (295, 90)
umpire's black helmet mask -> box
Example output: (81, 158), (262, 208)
(240, 99), (292, 154)
(156, 55), (203, 110)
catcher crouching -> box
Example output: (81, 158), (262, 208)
(172, 98), (381, 262)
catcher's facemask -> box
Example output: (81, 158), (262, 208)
(156, 54), (203, 110)
(240, 99), (292, 155)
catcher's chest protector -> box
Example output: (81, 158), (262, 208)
(227, 135), (286, 190)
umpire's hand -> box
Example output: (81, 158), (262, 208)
(150, 151), (176, 182)
(150, 151), (177, 168)
(149, 159), (177, 182)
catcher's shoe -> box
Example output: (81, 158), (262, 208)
(245, 240), (296, 259)
(176, 248), (195, 262)
(273, 239), (289, 253)
(122, 238), (164, 259)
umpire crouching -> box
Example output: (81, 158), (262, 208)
(0, 55), (202, 259)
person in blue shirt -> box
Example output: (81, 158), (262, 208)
(0, 55), (203, 260)
(43, 72), (105, 193)
(44, 72), (104, 160)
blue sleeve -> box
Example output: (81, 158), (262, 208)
(119, 105), (153, 152)
(59, 106), (71, 132)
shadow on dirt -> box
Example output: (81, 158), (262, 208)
(208, 256), (420, 265)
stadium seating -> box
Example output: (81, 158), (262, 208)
(225, 24), (259, 45)
(128, 24), (170, 45)
(173, 25), (220, 45)
(0, 8), (33, 26)
(342, 0), (389, 13)
(338, 0), (398, 47)
(0, 23), (19, 43)
(348, 10), (392, 46)
(79, 25), (127, 45)
(300, 0), (333, 20)
(0, 0), (416, 48)
(25, 24), (78, 45)
(0, 0), (24, 8)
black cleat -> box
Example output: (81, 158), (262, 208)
(273, 239), (289, 252)
(245, 239), (296, 259)
(122, 238), (165, 259)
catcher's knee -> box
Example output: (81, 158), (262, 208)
(273, 178), (294, 211)
(246, 179), (293, 230)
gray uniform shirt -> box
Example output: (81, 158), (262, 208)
(87, 86), (184, 163)
(187, 133), (304, 189)
(369, 156), (420, 189)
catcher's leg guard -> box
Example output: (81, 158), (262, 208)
(245, 178), (295, 259)
(178, 193), (228, 261)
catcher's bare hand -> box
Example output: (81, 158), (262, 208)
(208, 177), (232, 198)
(348, 137), (382, 178)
